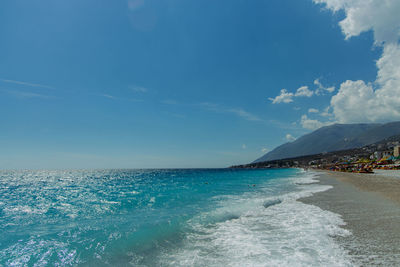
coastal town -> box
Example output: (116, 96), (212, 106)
(231, 135), (400, 173)
(313, 144), (400, 173)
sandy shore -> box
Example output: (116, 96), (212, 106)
(301, 171), (400, 266)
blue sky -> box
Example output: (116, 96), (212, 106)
(1, 0), (398, 169)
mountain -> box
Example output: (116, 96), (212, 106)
(254, 121), (400, 163)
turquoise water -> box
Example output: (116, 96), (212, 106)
(0, 169), (352, 266)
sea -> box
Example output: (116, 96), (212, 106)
(0, 168), (353, 266)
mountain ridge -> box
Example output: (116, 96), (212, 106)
(254, 121), (400, 163)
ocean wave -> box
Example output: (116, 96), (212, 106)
(161, 171), (352, 266)
(0, 169), (353, 266)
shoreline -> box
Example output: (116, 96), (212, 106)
(301, 171), (400, 266)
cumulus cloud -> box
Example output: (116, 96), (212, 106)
(295, 86), (314, 97)
(269, 86), (314, 104)
(321, 106), (333, 117)
(285, 134), (296, 141)
(268, 89), (294, 104)
(313, 0), (400, 123)
(314, 79), (335, 95)
(308, 108), (319, 113)
(300, 114), (332, 130)
(330, 80), (375, 122)
(313, 0), (400, 44)
(331, 45), (400, 123)
(261, 147), (269, 153)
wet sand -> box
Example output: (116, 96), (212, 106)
(301, 171), (400, 266)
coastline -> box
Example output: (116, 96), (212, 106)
(301, 170), (400, 266)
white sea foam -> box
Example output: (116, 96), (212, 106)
(161, 171), (353, 267)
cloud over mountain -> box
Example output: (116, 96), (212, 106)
(314, 0), (400, 124)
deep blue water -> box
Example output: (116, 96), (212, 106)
(0, 169), (352, 266)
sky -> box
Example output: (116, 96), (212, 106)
(0, 0), (399, 169)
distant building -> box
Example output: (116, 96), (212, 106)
(373, 151), (382, 159)
(394, 146), (400, 157)
(382, 150), (393, 158)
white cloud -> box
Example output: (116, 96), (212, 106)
(242, 144), (247, 149)
(295, 86), (314, 97)
(268, 89), (294, 104)
(313, 0), (400, 123)
(330, 80), (376, 122)
(261, 147), (269, 153)
(270, 86), (314, 104)
(314, 79), (335, 95)
(285, 134), (296, 141)
(270, 79), (332, 105)
(308, 108), (319, 113)
(321, 106), (333, 117)
(331, 46), (400, 123)
(313, 0), (400, 45)
(300, 114), (332, 130)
